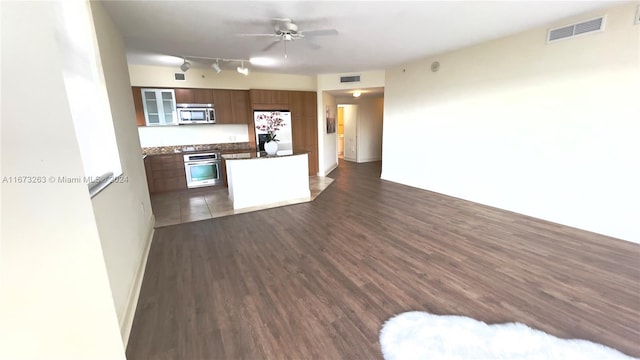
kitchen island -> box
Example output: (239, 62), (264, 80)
(223, 151), (310, 209)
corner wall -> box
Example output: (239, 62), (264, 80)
(322, 92), (338, 174)
(89, 1), (155, 344)
(382, 3), (640, 242)
(0, 1), (125, 358)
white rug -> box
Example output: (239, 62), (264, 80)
(380, 311), (638, 360)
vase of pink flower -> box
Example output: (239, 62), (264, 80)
(256, 112), (285, 155)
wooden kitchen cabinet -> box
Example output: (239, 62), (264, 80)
(289, 90), (319, 175)
(193, 89), (213, 103)
(230, 90), (250, 124)
(250, 89), (289, 110)
(143, 156), (154, 193)
(212, 90), (232, 123)
(148, 154), (187, 192)
(174, 88), (192, 104)
(132, 87), (146, 126)
(175, 88), (214, 104)
(213, 89), (250, 124)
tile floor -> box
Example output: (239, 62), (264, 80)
(151, 176), (334, 227)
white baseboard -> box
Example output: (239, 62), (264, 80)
(121, 214), (155, 348)
(357, 156), (382, 163)
(324, 162), (338, 176)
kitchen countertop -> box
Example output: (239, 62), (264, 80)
(142, 142), (254, 156)
(222, 150), (309, 160)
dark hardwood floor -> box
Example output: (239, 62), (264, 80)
(127, 160), (640, 359)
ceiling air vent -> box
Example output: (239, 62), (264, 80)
(547, 16), (605, 43)
(174, 72), (186, 81)
(340, 75), (360, 83)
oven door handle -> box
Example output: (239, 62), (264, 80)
(185, 161), (218, 166)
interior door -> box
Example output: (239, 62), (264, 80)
(343, 104), (358, 162)
(338, 106), (345, 157)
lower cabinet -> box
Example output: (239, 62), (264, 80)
(146, 154), (187, 193)
(143, 156), (154, 193)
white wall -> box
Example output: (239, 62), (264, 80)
(317, 70), (385, 91)
(0, 1), (125, 359)
(337, 97), (384, 163)
(89, 1), (155, 345)
(321, 92), (338, 174)
(317, 70), (385, 175)
(129, 64), (317, 90)
(382, 3), (640, 243)
(138, 124), (249, 147)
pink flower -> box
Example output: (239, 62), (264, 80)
(255, 112), (285, 142)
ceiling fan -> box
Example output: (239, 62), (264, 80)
(238, 18), (338, 58)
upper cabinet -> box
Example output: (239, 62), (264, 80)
(212, 89), (232, 123)
(250, 89), (289, 110)
(288, 90), (317, 119)
(230, 90), (250, 124)
(175, 88), (213, 104)
(132, 87), (145, 126)
(213, 89), (250, 124)
(141, 88), (177, 126)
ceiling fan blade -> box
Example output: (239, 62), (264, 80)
(262, 40), (281, 52)
(300, 29), (338, 37)
(272, 17), (292, 23)
(237, 33), (280, 37)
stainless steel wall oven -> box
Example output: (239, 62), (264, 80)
(183, 152), (222, 188)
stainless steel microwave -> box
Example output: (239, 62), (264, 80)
(176, 104), (215, 124)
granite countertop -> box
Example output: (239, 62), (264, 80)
(142, 143), (254, 156)
(222, 150), (309, 160)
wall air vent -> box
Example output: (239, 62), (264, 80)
(174, 72), (186, 81)
(547, 16), (605, 43)
(340, 75), (360, 83)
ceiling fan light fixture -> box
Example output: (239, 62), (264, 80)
(180, 58), (191, 72)
(353, 91), (362, 98)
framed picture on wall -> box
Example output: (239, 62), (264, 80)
(326, 106), (336, 134)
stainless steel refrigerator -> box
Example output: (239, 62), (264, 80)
(254, 110), (293, 153)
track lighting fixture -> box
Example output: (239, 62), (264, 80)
(211, 60), (222, 74)
(236, 61), (249, 76)
(177, 56), (253, 76)
(180, 58), (191, 72)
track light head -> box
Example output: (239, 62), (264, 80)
(236, 61), (249, 76)
(180, 58), (191, 72)
(211, 61), (222, 73)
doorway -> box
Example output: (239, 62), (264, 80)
(337, 106), (344, 159)
(340, 104), (358, 162)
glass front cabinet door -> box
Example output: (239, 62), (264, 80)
(141, 88), (177, 126)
